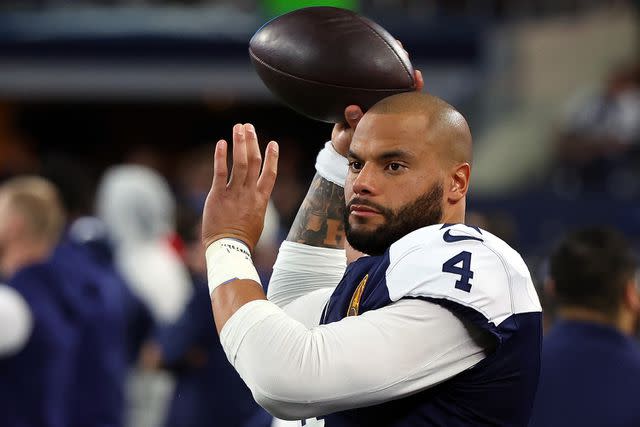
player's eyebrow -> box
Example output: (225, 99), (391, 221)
(375, 149), (416, 162)
(347, 149), (363, 162)
(347, 148), (416, 162)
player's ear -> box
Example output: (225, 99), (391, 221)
(446, 163), (470, 204)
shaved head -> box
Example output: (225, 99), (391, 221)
(368, 92), (473, 166)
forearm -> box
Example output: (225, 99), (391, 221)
(286, 172), (346, 248)
(287, 141), (365, 264)
(212, 280), (266, 334)
(206, 238), (267, 333)
(268, 146), (351, 307)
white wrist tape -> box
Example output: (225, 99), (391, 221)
(205, 238), (261, 296)
(315, 141), (348, 187)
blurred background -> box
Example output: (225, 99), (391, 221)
(0, 1), (638, 426)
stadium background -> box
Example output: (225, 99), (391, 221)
(0, 1), (638, 425)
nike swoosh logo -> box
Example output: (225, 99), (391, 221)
(443, 229), (484, 243)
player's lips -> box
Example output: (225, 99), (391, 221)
(350, 204), (380, 217)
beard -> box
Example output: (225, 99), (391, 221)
(344, 182), (443, 256)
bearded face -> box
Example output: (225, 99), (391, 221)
(344, 182), (443, 256)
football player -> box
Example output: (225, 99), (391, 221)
(201, 89), (542, 426)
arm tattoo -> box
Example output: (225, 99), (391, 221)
(286, 173), (346, 248)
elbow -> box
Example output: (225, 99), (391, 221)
(253, 393), (297, 421)
(253, 389), (321, 421)
(223, 304), (335, 420)
(249, 372), (323, 420)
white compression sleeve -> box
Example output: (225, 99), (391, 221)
(220, 298), (491, 420)
(0, 285), (33, 356)
(267, 241), (346, 309)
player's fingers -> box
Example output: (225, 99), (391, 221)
(344, 105), (363, 129)
(415, 70), (424, 91)
(229, 123), (248, 188)
(257, 141), (279, 196)
(212, 139), (228, 193)
(244, 123), (262, 186)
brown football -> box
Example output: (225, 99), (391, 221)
(249, 7), (416, 123)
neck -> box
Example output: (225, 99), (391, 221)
(1, 240), (53, 278)
(558, 306), (634, 335)
(441, 207), (465, 225)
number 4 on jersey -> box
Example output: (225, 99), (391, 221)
(442, 251), (474, 292)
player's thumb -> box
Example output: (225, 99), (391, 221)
(345, 105), (363, 129)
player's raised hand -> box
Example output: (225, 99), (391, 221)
(201, 123), (278, 251)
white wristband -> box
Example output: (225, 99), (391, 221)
(205, 238), (261, 296)
(315, 141), (348, 187)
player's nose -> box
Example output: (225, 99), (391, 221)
(352, 164), (377, 196)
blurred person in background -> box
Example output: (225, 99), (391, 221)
(43, 154), (155, 366)
(95, 163), (194, 427)
(529, 227), (640, 427)
(0, 175), (133, 427)
(96, 164), (193, 324)
(0, 176), (75, 427)
(550, 62), (640, 197)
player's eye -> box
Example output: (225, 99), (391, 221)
(386, 162), (405, 172)
(348, 161), (363, 172)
